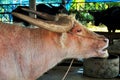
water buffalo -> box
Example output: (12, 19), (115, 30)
(0, 9), (109, 80)
(12, 4), (68, 26)
(89, 6), (120, 33)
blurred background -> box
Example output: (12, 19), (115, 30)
(0, 0), (120, 31)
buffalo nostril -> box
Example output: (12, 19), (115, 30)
(98, 35), (109, 43)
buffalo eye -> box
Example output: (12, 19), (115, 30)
(76, 29), (82, 32)
(76, 29), (83, 35)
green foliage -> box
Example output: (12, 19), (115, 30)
(107, 2), (120, 7)
(69, 2), (119, 25)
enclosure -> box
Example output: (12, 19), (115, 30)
(0, 0), (120, 80)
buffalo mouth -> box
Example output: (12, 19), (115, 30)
(98, 47), (108, 54)
(98, 38), (109, 54)
(97, 41), (109, 57)
(97, 45), (109, 58)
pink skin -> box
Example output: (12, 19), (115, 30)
(0, 21), (108, 80)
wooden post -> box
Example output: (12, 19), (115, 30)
(62, 0), (66, 5)
(29, 0), (36, 18)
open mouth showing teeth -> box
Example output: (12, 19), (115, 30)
(98, 47), (108, 54)
(97, 39), (109, 57)
(98, 41), (109, 54)
(97, 47), (109, 58)
(103, 48), (107, 51)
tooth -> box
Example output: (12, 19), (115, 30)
(101, 50), (109, 58)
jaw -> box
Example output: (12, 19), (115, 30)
(97, 40), (109, 58)
(97, 50), (109, 58)
(77, 45), (109, 59)
(67, 44), (109, 59)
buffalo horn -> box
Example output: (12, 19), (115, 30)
(21, 8), (55, 21)
(12, 12), (74, 33)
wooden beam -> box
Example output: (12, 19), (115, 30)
(95, 32), (120, 39)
